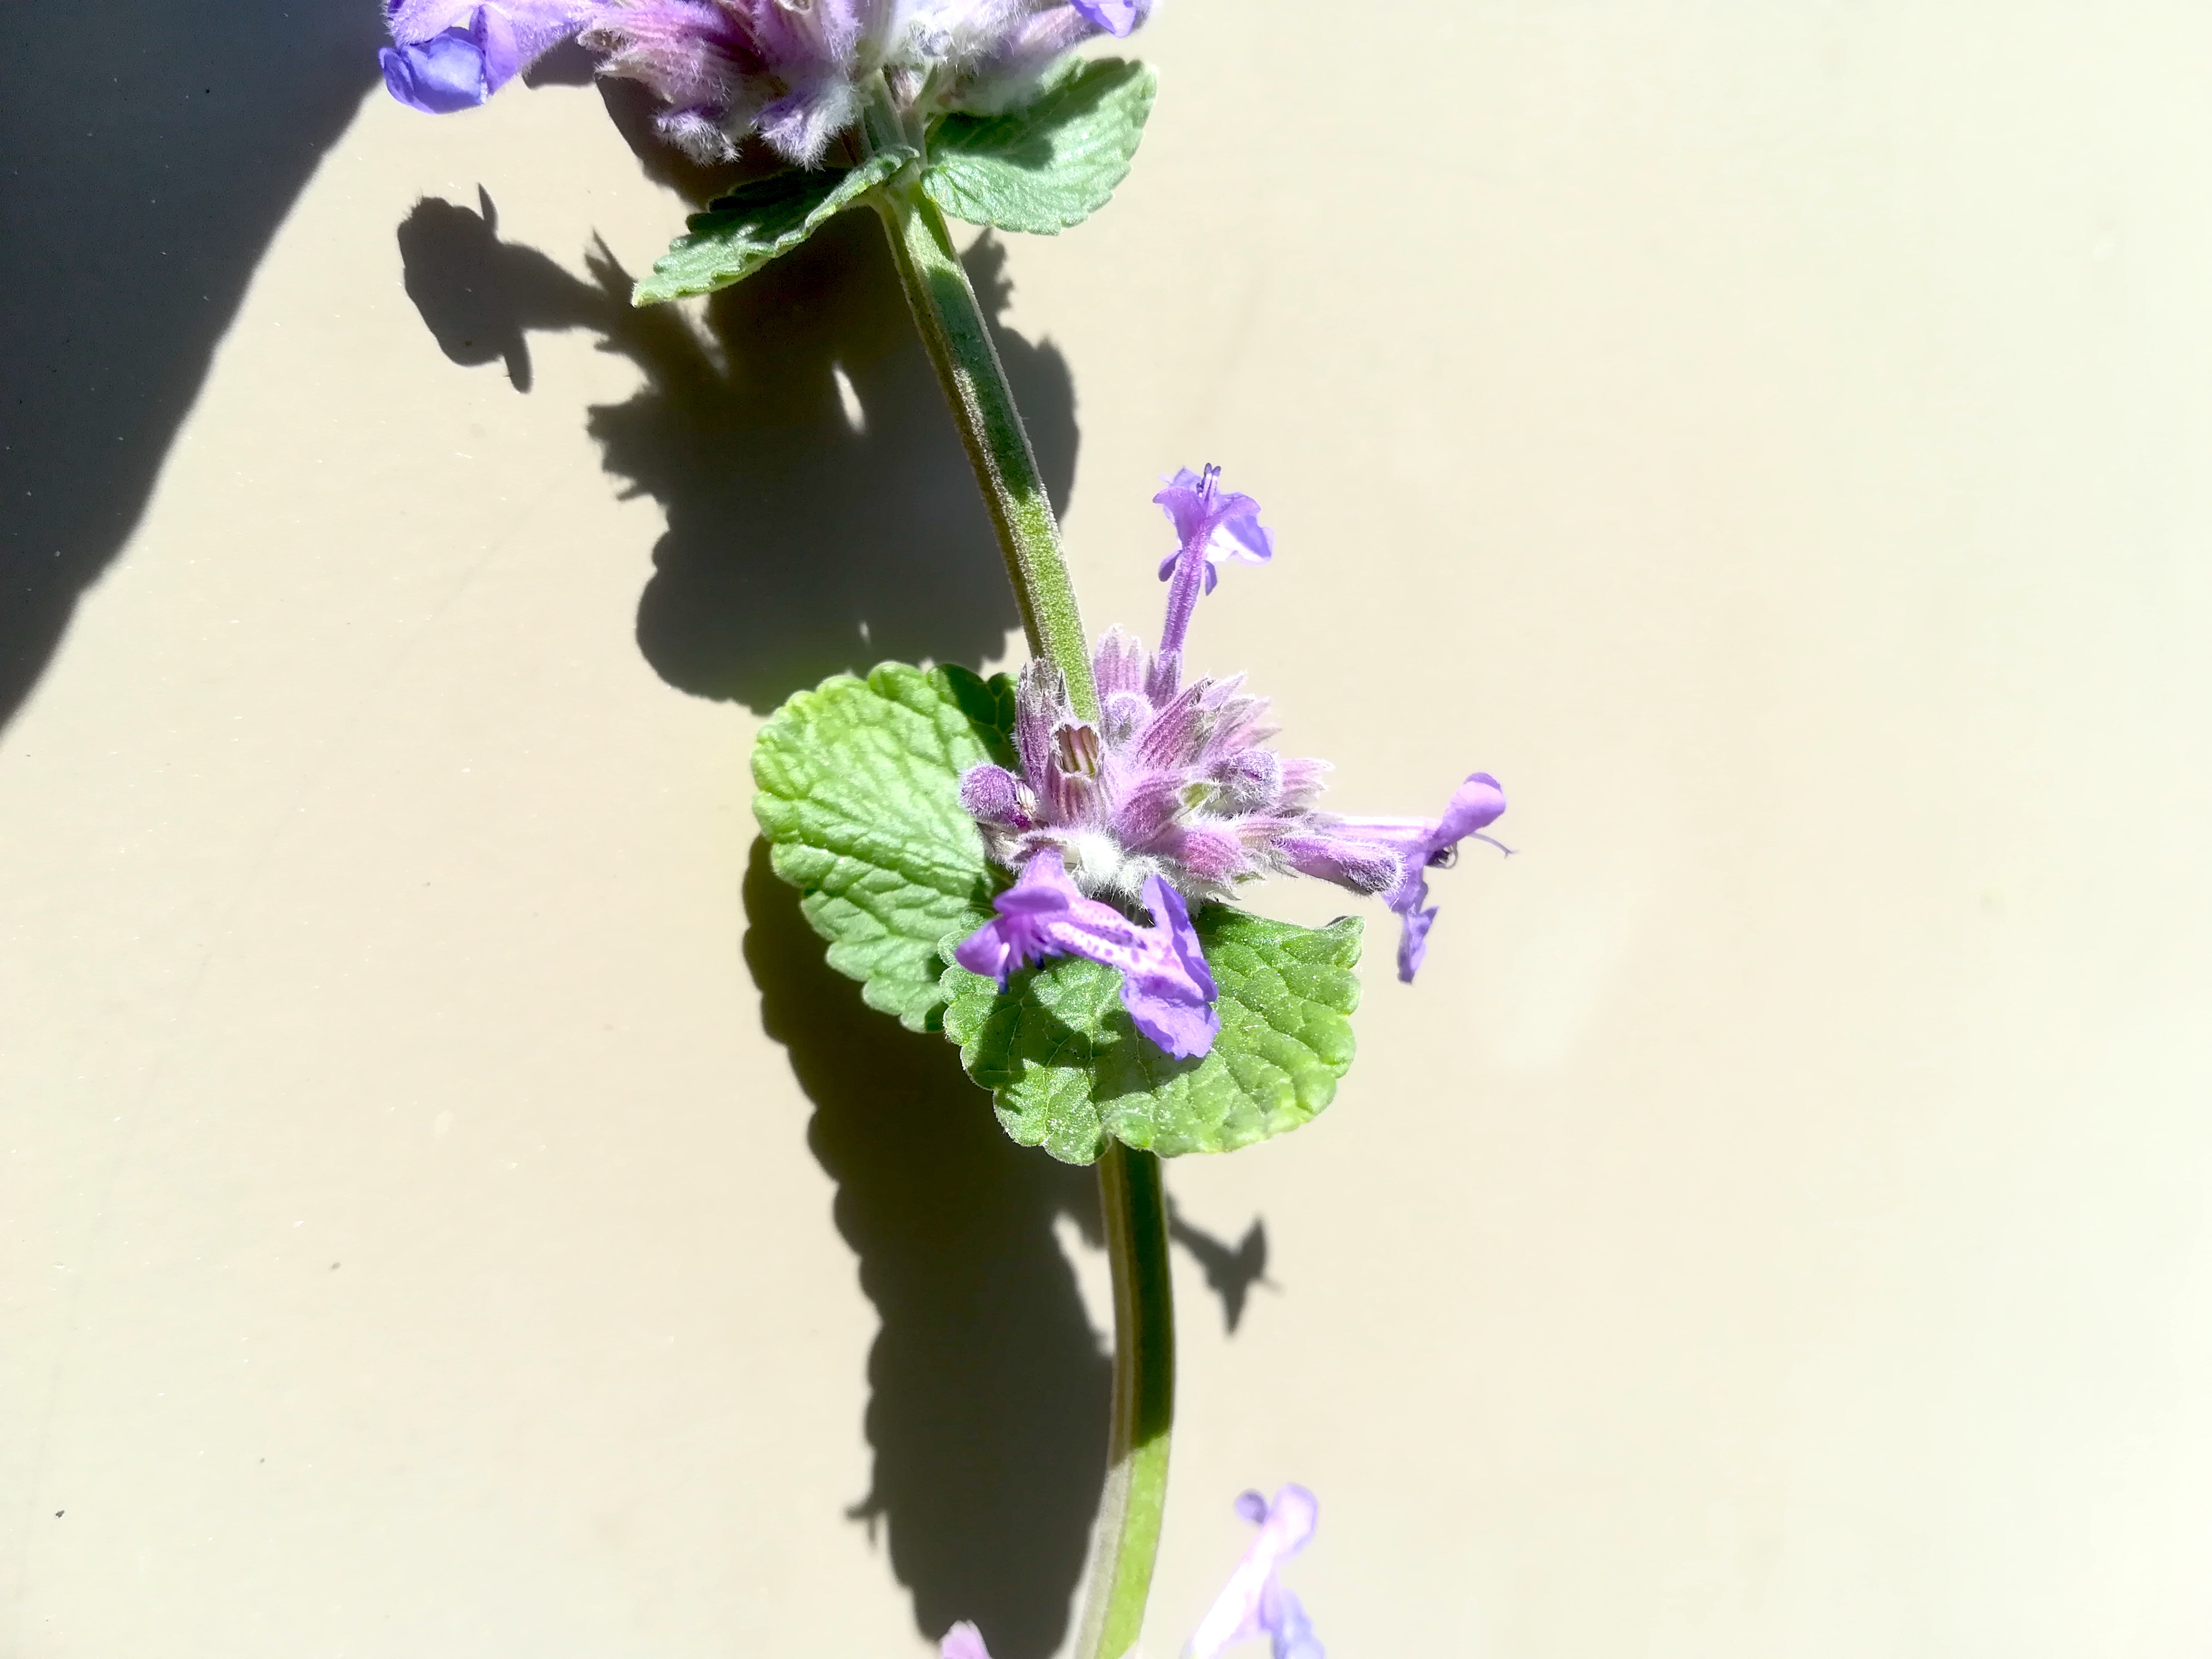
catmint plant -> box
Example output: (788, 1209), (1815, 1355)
(375, 3), (1509, 1653)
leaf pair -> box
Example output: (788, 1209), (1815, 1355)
(754, 664), (1363, 1166)
(633, 58), (1158, 306)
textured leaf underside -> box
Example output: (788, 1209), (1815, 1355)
(754, 661), (1364, 1160)
(942, 908), (1363, 1165)
(922, 57), (1158, 235)
(634, 148), (916, 305)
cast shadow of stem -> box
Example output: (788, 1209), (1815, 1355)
(395, 182), (1061, 710)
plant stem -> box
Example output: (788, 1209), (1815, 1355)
(865, 167), (1099, 719)
(1075, 1142), (1177, 1659)
(860, 84), (1168, 1659)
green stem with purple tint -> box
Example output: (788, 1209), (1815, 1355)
(861, 80), (1170, 1659)
(862, 90), (1099, 721)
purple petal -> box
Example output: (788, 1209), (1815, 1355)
(1260, 1583), (1324, 1659)
(383, 1), (596, 111)
(953, 920), (1015, 984)
(1185, 1485), (1321, 1659)
(1069, 0), (1143, 37)
(959, 853), (1217, 1058)
(1146, 876), (1218, 1003)
(1428, 771), (1507, 855)
(940, 1621), (992, 1659)
(1122, 876), (1218, 1058)
(381, 23), (497, 112)
(1395, 904), (1437, 983)
(1203, 492), (1272, 567)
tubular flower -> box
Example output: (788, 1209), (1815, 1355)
(954, 848), (1219, 1059)
(1184, 1485), (1325, 1659)
(957, 465), (1507, 1006)
(939, 1622), (992, 1659)
(381, 0), (599, 113)
(382, 0), (1152, 163)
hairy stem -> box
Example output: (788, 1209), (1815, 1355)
(861, 84), (1168, 1656)
(864, 140), (1098, 717)
(1076, 1143), (1177, 1659)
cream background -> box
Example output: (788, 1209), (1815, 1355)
(8, 3), (2212, 1655)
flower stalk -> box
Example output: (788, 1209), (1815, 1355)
(1078, 1142), (1176, 1659)
(862, 85), (1099, 720)
(861, 76), (1162, 1659)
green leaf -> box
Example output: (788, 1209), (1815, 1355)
(943, 907), (1364, 1164)
(922, 57), (1158, 235)
(751, 661), (1013, 1031)
(633, 148), (916, 305)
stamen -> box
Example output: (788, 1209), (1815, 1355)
(1199, 462), (1221, 501)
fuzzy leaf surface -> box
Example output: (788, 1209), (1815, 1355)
(942, 907), (1362, 1163)
(752, 662), (1013, 1030)
(922, 58), (1157, 235)
(634, 148), (915, 304)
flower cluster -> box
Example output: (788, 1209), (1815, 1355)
(380, 0), (1144, 163)
(942, 1483), (1326, 1659)
(953, 465), (1508, 1058)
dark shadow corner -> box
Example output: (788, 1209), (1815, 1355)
(742, 837), (1108, 1659)
(0, 3), (384, 731)
(394, 133), (1077, 712)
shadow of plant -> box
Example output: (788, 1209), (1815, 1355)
(0, 1), (382, 731)
(743, 838), (1109, 1659)
(395, 187), (1073, 711)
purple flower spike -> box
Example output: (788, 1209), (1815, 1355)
(1184, 1485), (1325, 1659)
(958, 470), (1506, 1018)
(381, 1), (595, 113)
(940, 1621), (992, 1659)
(954, 849), (1220, 1058)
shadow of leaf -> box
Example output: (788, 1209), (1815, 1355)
(743, 838), (1109, 1658)
(394, 187), (1075, 712)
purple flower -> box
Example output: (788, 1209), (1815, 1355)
(954, 848), (1220, 1058)
(584, 0), (1153, 162)
(957, 464), (1506, 989)
(381, 0), (596, 113)
(1184, 1485), (1324, 1659)
(940, 1622), (992, 1659)
(1279, 772), (1511, 982)
(382, 0), (1150, 151)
